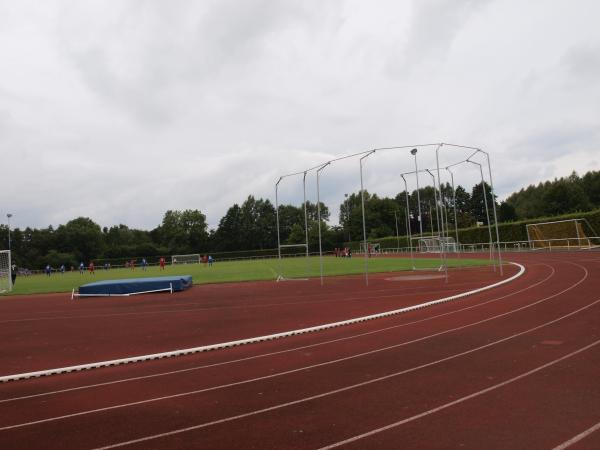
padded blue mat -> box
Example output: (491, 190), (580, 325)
(78, 275), (192, 296)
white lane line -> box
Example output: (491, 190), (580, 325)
(0, 264), (588, 434)
(552, 421), (600, 449)
(0, 263), (525, 383)
(95, 315), (600, 449)
(319, 339), (600, 449)
(1, 265), (556, 404)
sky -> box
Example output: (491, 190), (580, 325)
(1, 0), (599, 231)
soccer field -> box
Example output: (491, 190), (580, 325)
(3, 256), (491, 296)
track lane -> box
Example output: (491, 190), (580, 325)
(0, 258), (592, 448)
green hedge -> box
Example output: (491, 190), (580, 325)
(350, 208), (600, 248)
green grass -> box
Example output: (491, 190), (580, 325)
(2, 256), (490, 296)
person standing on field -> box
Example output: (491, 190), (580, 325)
(11, 263), (17, 286)
(89, 261), (95, 275)
(79, 261), (85, 274)
(159, 257), (165, 270)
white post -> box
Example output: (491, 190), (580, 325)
(360, 150), (376, 286)
(316, 162), (330, 286)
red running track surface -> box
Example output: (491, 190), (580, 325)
(0, 252), (599, 449)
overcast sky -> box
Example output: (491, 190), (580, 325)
(1, 0), (599, 231)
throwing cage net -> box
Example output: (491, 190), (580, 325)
(0, 250), (12, 293)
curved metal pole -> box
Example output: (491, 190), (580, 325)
(316, 162), (330, 286)
(401, 174), (415, 270)
(467, 160), (495, 272)
(360, 150), (376, 286)
(478, 150), (504, 276)
(275, 177), (283, 279)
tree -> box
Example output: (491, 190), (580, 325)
(498, 202), (518, 222)
(468, 182), (497, 225)
(154, 209), (209, 253)
(55, 218), (103, 262)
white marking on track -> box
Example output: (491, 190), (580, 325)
(0, 264), (590, 436)
(319, 339), (600, 449)
(96, 322), (600, 449)
(552, 421), (600, 449)
(0, 265), (555, 404)
(0, 263), (525, 382)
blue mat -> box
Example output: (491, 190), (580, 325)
(78, 275), (192, 296)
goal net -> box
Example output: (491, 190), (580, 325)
(359, 242), (381, 255)
(171, 254), (201, 265)
(0, 250), (12, 293)
(526, 219), (592, 250)
(415, 236), (458, 253)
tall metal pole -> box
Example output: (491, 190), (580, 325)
(360, 150), (376, 286)
(394, 210), (400, 251)
(303, 171), (310, 274)
(468, 160), (495, 272)
(6, 213), (12, 291)
(446, 168), (459, 243)
(274, 179), (282, 279)
(401, 174), (415, 269)
(479, 150), (504, 275)
(426, 169), (442, 237)
(411, 149), (423, 242)
(434, 144), (448, 282)
(316, 162), (330, 286)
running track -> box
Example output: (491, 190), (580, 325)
(0, 252), (598, 449)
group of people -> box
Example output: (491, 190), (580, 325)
(334, 247), (352, 258)
(35, 254), (215, 278)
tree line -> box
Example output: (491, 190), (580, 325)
(2, 170), (599, 269)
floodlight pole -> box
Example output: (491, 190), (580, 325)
(316, 162), (330, 286)
(401, 174), (415, 270)
(360, 150), (376, 286)
(477, 149), (504, 275)
(467, 160), (495, 272)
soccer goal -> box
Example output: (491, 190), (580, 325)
(171, 254), (201, 265)
(526, 219), (593, 250)
(0, 250), (12, 293)
(415, 236), (458, 253)
(359, 242), (381, 255)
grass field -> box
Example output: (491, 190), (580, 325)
(2, 255), (491, 296)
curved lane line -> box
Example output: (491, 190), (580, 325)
(2, 265), (555, 404)
(0, 263), (524, 383)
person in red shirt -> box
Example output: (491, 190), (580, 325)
(159, 257), (165, 270)
(89, 261), (95, 275)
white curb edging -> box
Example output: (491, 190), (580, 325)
(1, 262), (525, 383)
